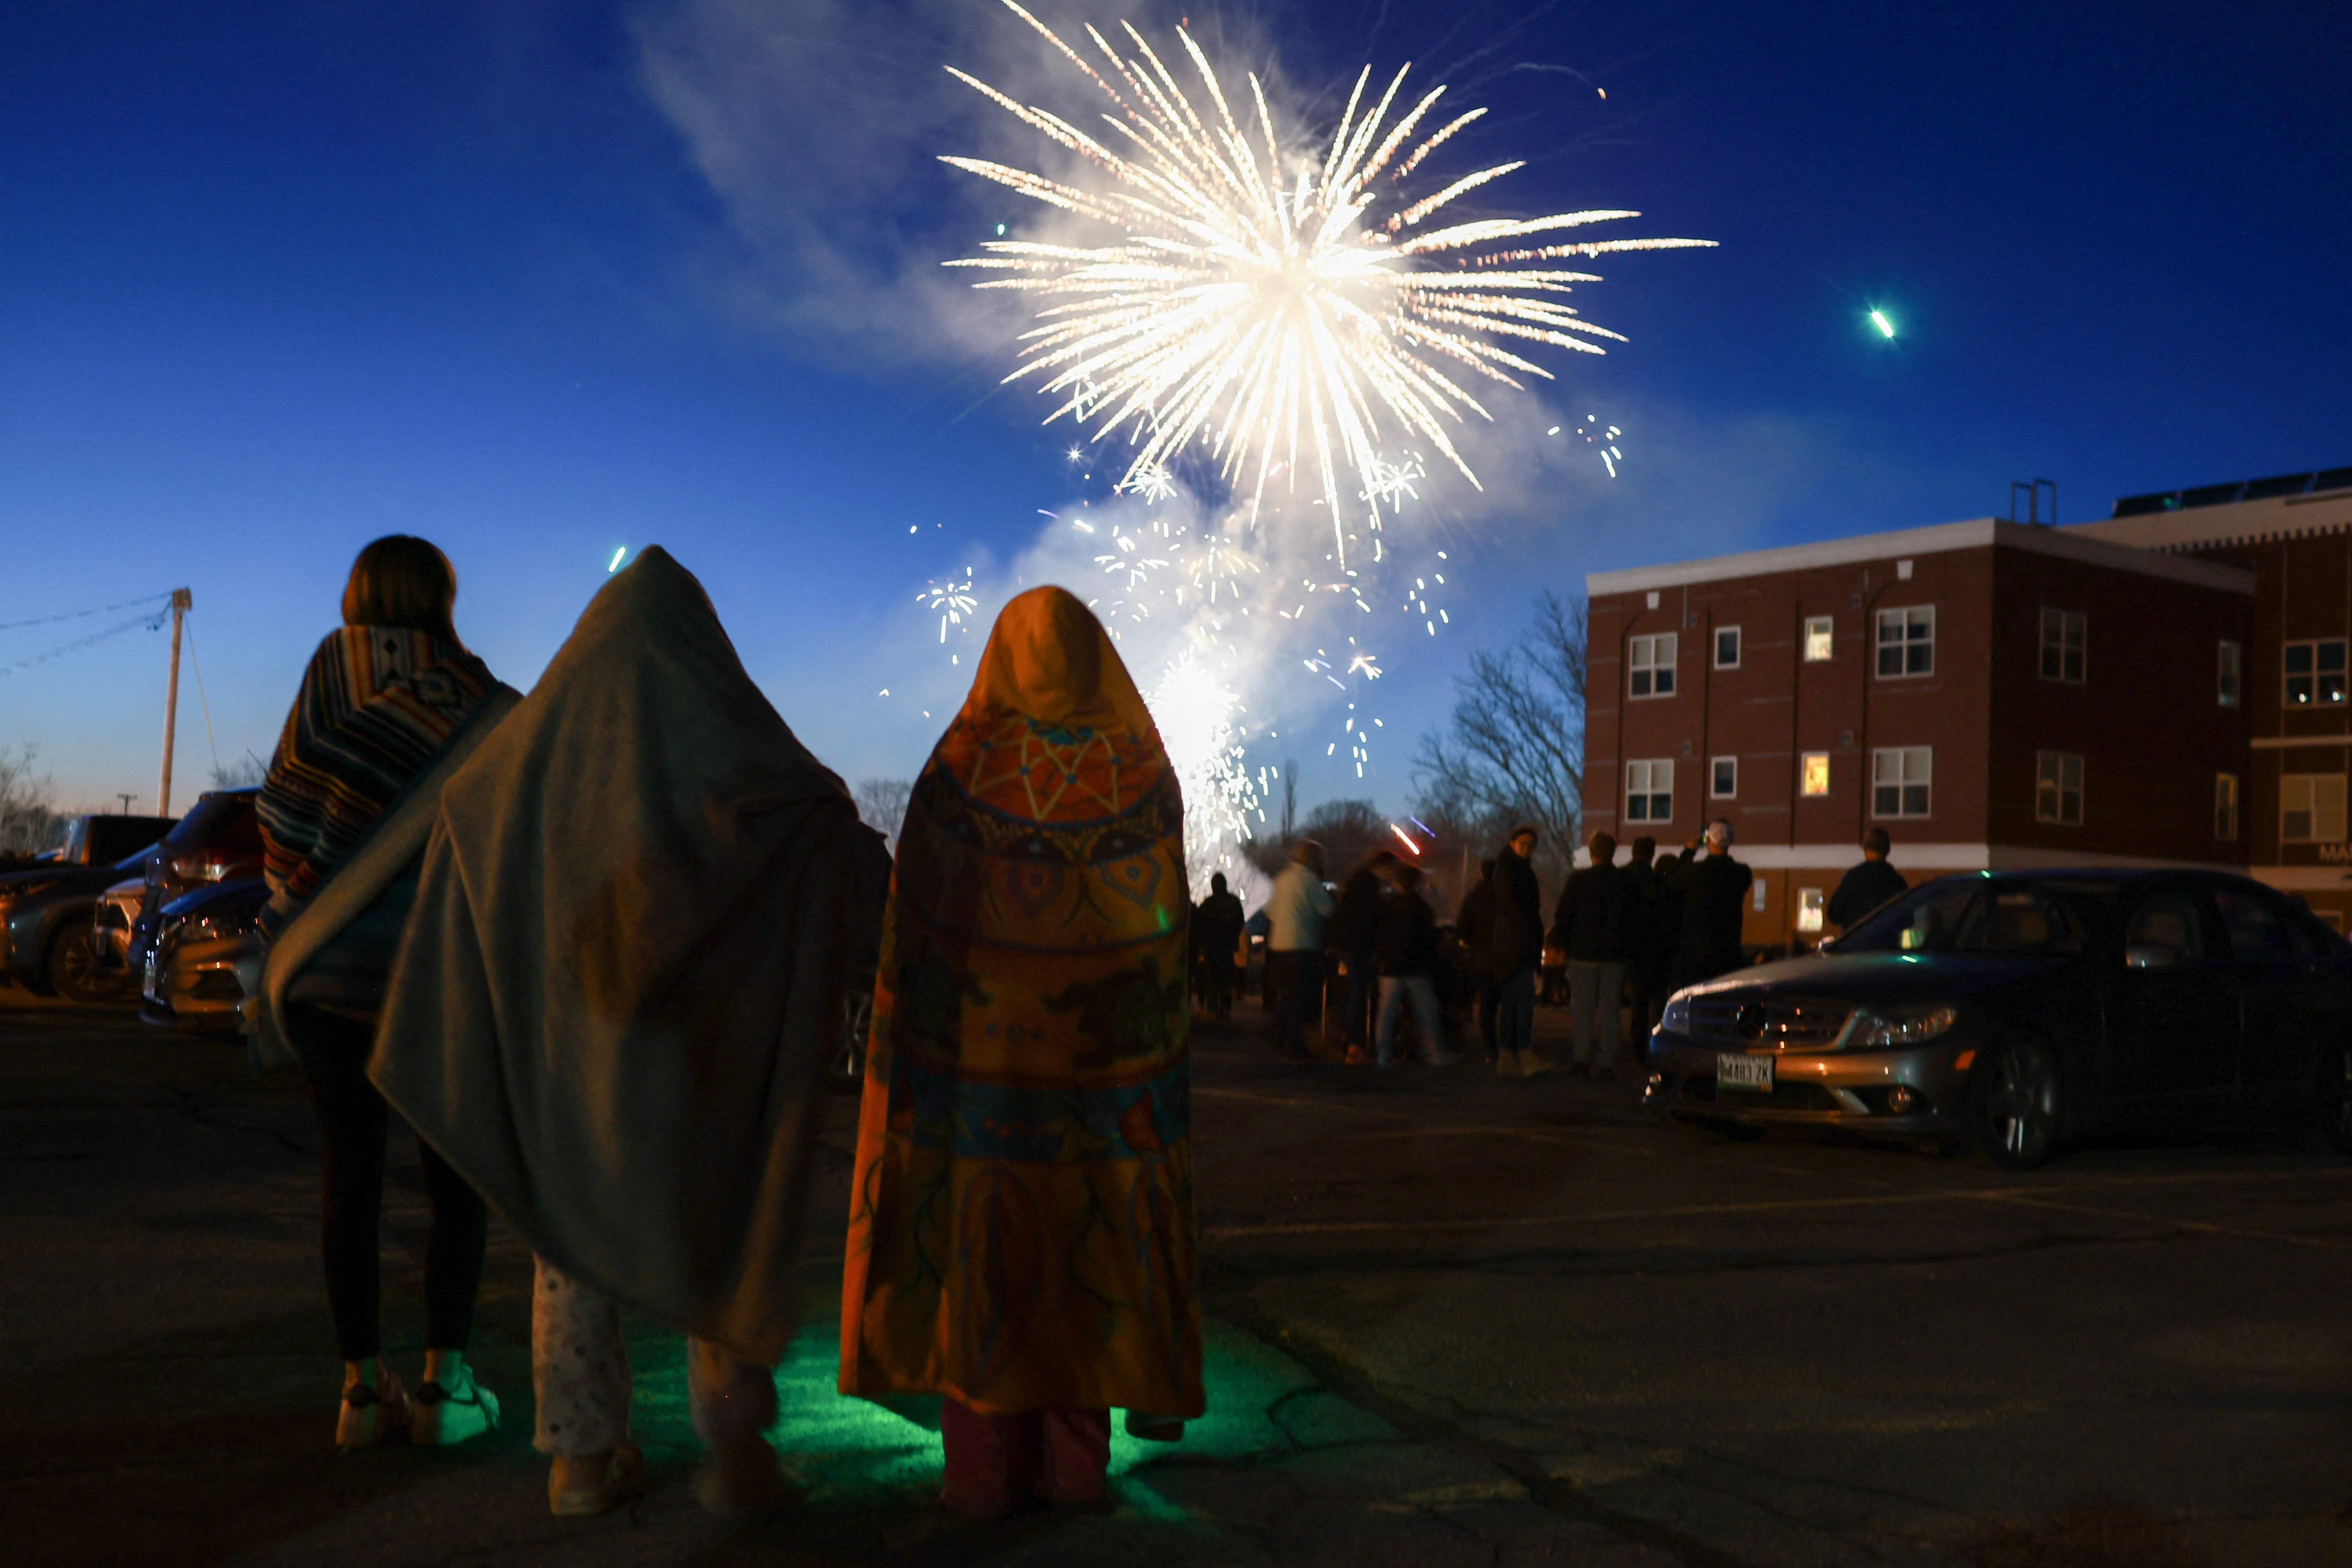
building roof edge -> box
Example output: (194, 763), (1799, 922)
(1583, 517), (2254, 598)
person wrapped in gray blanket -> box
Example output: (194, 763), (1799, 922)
(367, 546), (890, 1519)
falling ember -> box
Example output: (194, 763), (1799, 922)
(941, 2), (1713, 564)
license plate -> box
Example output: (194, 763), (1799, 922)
(1717, 1052), (1774, 1093)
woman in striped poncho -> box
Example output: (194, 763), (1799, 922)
(258, 535), (506, 1452)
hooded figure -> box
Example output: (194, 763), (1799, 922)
(840, 586), (1202, 1517)
(370, 546), (889, 1518)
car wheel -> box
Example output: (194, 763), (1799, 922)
(1969, 1036), (2062, 1170)
(2314, 1044), (2352, 1157)
(47, 915), (127, 1006)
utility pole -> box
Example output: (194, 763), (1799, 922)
(158, 589), (191, 816)
(116, 793), (137, 814)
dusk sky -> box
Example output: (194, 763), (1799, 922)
(4, 0), (2344, 820)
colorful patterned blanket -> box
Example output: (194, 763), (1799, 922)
(840, 588), (1202, 1418)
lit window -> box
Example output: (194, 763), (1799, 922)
(2039, 608), (2086, 684)
(1800, 753), (1830, 797)
(2218, 641), (2241, 708)
(2035, 750), (2085, 826)
(1711, 756), (1738, 798)
(2284, 639), (2349, 707)
(2281, 774), (2348, 843)
(1629, 633), (1678, 699)
(2215, 773), (2239, 841)
(1804, 616), (1834, 662)
(1796, 887), (1826, 934)
(1625, 759), (1674, 824)
(1876, 605), (1935, 678)
(1872, 746), (1932, 818)
(1713, 625), (1742, 668)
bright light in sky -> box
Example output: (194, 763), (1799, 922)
(1869, 309), (1897, 339)
(607, 546), (628, 573)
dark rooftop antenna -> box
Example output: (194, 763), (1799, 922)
(2008, 479), (2056, 526)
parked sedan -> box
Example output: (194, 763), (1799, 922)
(142, 876), (267, 1036)
(0, 843), (166, 1002)
(1642, 869), (2352, 1169)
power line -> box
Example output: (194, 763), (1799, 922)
(0, 607), (172, 677)
(0, 591), (172, 634)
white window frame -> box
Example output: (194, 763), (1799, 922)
(2039, 607), (2086, 684)
(1875, 605), (1935, 679)
(2035, 750), (2085, 826)
(1713, 624), (1742, 669)
(2218, 640), (2241, 708)
(1871, 746), (1932, 818)
(2215, 772), (2239, 842)
(2283, 639), (2349, 708)
(1625, 759), (1674, 824)
(1628, 633), (1678, 699)
(1710, 755), (1738, 799)
(1803, 615), (1834, 662)
(1799, 752), (1830, 797)
(2281, 773), (2348, 844)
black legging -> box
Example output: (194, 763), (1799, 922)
(290, 1005), (486, 1361)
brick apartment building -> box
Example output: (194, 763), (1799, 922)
(1582, 464), (2352, 946)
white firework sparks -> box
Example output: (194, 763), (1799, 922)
(1146, 653), (1258, 881)
(1116, 459), (1180, 504)
(920, 573), (979, 643)
(942, 2), (1712, 561)
(1361, 451), (1426, 512)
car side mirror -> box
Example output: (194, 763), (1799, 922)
(2125, 942), (2185, 970)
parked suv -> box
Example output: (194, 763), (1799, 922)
(123, 790), (263, 980)
(0, 812), (178, 1001)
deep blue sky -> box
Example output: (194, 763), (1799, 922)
(2, 0), (2344, 814)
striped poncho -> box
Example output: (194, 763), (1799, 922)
(258, 625), (496, 916)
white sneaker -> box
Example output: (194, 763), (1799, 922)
(412, 1367), (501, 1446)
(336, 1368), (413, 1451)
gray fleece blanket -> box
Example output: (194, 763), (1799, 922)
(369, 546), (889, 1364)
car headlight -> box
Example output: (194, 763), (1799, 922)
(1841, 1003), (1959, 1049)
(1659, 992), (1692, 1034)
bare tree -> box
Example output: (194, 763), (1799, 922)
(1244, 796), (1391, 882)
(211, 750), (269, 790)
(1413, 592), (1586, 882)
(0, 743), (64, 858)
(853, 777), (914, 855)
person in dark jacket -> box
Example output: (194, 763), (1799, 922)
(1670, 818), (1754, 989)
(1826, 828), (1907, 934)
(1553, 831), (1633, 1077)
(1370, 860), (1455, 1066)
(1489, 826), (1554, 1076)
(1328, 852), (1396, 1063)
(1621, 836), (1670, 1040)
(1455, 859), (1500, 1063)
(1191, 871), (1247, 1024)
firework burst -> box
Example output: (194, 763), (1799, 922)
(943, 2), (1711, 561)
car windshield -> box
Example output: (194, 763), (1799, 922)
(1833, 878), (2123, 956)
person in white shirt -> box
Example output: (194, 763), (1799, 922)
(1264, 840), (1338, 1060)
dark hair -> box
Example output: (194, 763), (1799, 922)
(1292, 838), (1326, 876)
(1589, 831), (1617, 864)
(343, 536), (457, 636)
(1510, 824), (1539, 844)
(1862, 827), (1891, 856)
(1479, 857), (1495, 875)
(1631, 835), (1656, 861)
(1210, 871), (1228, 892)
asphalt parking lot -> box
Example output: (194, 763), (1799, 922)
(5, 989), (2350, 1567)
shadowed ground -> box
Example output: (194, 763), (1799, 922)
(5, 988), (2349, 1566)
